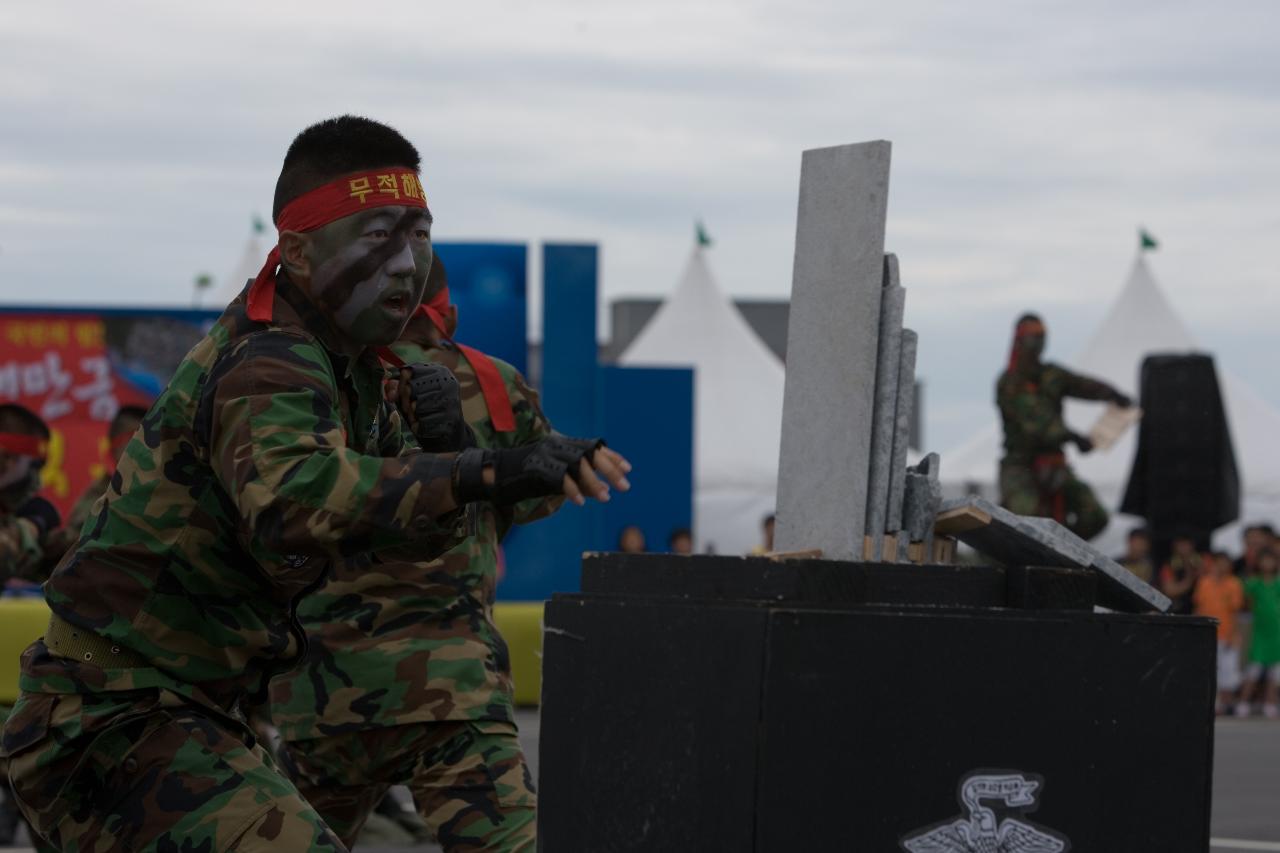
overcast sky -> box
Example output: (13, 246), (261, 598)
(2, 1), (1277, 451)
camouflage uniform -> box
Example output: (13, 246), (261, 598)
(66, 472), (110, 537)
(271, 333), (558, 851)
(0, 513), (44, 582)
(32, 473), (112, 572)
(1, 277), (465, 851)
(997, 362), (1114, 541)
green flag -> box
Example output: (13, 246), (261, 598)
(695, 220), (712, 248)
(1139, 228), (1158, 251)
(253, 214), (266, 235)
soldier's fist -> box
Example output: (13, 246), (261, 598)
(397, 363), (472, 452)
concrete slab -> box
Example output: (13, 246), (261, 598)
(937, 495), (1172, 613)
(775, 141), (892, 559)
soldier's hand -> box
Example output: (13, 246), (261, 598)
(1071, 432), (1094, 454)
(561, 446), (632, 506)
(1110, 390), (1133, 408)
(397, 363), (471, 452)
(454, 438), (632, 507)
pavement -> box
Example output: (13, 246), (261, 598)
(6, 712), (1278, 851)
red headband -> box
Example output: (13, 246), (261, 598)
(0, 433), (48, 461)
(389, 286), (516, 433)
(246, 167), (428, 323)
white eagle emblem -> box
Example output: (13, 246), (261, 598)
(900, 771), (1070, 853)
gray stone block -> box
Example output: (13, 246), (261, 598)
(903, 452), (941, 560)
(775, 141), (892, 559)
(886, 328), (918, 535)
(865, 264), (905, 552)
(937, 495), (1171, 613)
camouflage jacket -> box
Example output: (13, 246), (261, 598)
(270, 337), (559, 739)
(0, 512), (44, 582)
(66, 472), (111, 538)
(997, 362), (1114, 461)
(22, 277), (464, 712)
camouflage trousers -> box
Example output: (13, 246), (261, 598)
(279, 720), (536, 851)
(1, 688), (346, 851)
(1000, 456), (1109, 541)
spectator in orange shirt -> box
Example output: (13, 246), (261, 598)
(1194, 551), (1246, 714)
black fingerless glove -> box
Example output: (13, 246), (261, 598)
(401, 363), (472, 452)
(454, 436), (604, 505)
(1111, 390), (1133, 408)
(1070, 432), (1094, 453)
(16, 496), (60, 537)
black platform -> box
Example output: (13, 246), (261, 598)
(539, 554), (1216, 852)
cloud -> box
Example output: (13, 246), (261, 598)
(1, 0), (1278, 451)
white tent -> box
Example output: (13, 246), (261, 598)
(210, 224), (267, 309)
(619, 246), (785, 554)
(942, 254), (1280, 554)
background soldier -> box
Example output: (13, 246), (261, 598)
(1, 115), (629, 851)
(0, 403), (60, 583)
(271, 258), (565, 851)
(997, 313), (1131, 541)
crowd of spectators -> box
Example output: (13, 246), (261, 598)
(1119, 524), (1280, 718)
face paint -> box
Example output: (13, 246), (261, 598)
(305, 206), (434, 349)
(0, 454), (40, 511)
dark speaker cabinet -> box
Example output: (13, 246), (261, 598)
(539, 554), (1215, 852)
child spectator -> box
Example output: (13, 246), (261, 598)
(1238, 548), (1280, 718)
(1116, 527), (1154, 584)
(668, 527), (694, 555)
(1159, 535), (1205, 615)
(617, 525), (647, 554)
(1193, 552), (1244, 714)
(1235, 524), (1276, 578)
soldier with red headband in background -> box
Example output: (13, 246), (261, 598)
(997, 312), (1132, 541)
(0, 403), (60, 583)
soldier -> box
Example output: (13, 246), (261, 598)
(997, 313), (1130, 541)
(270, 258), (564, 850)
(0, 403), (60, 583)
(0, 115), (630, 851)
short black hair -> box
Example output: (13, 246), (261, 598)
(762, 513), (776, 527)
(109, 405), (148, 438)
(668, 527), (692, 546)
(1128, 527), (1149, 540)
(1016, 312), (1043, 326)
(273, 115), (421, 221)
(0, 403), (49, 438)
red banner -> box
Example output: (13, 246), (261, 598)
(0, 312), (207, 517)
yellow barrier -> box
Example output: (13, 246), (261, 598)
(0, 598), (547, 708)
(0, 598), (51, 705)
(493, 601), (545, 707)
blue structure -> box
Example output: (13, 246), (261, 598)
(434, 242), (528, 376)
(500, 244), (694, 601)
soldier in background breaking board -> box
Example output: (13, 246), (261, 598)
(997, 313), (1131, 541)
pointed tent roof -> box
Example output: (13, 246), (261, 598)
(943, 255), (1280, 536)
(212, 220), (267, 309)
(619, 246), (785, 491)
